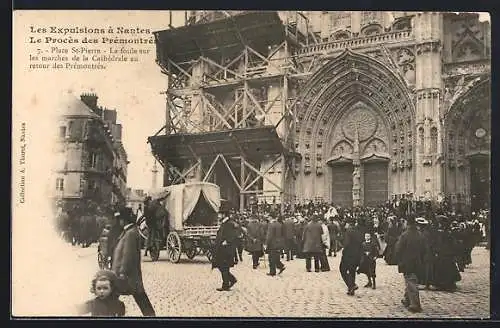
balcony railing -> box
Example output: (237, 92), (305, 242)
(297, 29), (413, 56)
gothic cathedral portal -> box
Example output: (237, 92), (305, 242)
(296, 50), (415, 207)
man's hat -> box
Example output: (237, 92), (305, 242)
(435, 215), (448, 220)
(416, 217), (429, 225)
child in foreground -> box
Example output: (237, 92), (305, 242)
(77, 270), (125, 317)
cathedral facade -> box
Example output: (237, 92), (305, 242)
(155, 11), (490, 212)
(270, 12), (490, 211)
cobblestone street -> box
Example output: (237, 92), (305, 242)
(77, 246), (490, 318)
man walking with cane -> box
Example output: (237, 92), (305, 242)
(112, 207), (156, 316)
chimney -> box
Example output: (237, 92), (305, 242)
(80, 93), (98, 110)
(103, 109), (117, 124)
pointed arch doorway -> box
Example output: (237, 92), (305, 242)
(444, 77), (490, 212)
(295, 49), (415, 207)
(329, 161), (353, 207)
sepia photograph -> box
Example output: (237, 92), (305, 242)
(11, 10), (491, 318)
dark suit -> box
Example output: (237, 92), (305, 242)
(212, 219), (238, 289)
(265, 220), (286, 275)
(395, 224), (426, 310)
(340, 225), (363, 291)
(302, 221), (323, 272)
(112, 224), (155, 316)
(246, 220), (265, 268)
(283, 219), (297, 261)
(327, 221), (340, 256)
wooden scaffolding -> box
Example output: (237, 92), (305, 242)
(149, 11), (317, 212)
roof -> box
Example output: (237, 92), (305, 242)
(148, 126), (285, 166)
(154, 11), (286, 63)
(56, 92), (100, 119)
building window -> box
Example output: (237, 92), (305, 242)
(59, 126), (66, 138)
(89, 152), (98, 168)
(330, 12), (351, 30)
(56, 178), (64, 191)
(418, 127), (425, 153)
(431, 127), (438, 153)
(67, 121), (73, 138)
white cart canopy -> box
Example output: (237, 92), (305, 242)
(149, 182), (221, 230)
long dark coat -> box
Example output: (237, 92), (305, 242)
(283, 220), (296, 241)
(245, 220), (264, 254)
(384, 223), (400, 265)
(266, 220), (286, 251)
(394, 225), (426, 275)
(260, 221), (269, 240)
(431, 229), (461, 287)
(416, 227), (435, 285)
(358, 239), (379, 276)
(211, 219), (238, 269)
(341, 226), (363, 266)
(154, 204), (169, 239)
(111, 224), (145, 294)
(302, 221), (324, 253)
(327, 221), (340, 243)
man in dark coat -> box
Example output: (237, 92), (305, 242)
(112, 207), (156, 316)
(327, 218), (341, 257)
(302, 215), (324, 273)
(283, 216), (296, 261)
(431, 215), (461, 291)
(294, 217), (306, 259)
(142, 197), (155, 256)
(245, 216), (265, 269)
(212, 214), (239, 291)
(383, 216), (400, 265)
(395, 216), (426, 313)
(416, 218), (434, 289)
(154, 198), (170, 245)
(265, 215), (286, 276)
(340, 219), (363, 296)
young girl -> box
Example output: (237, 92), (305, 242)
(77, 270), (125, 317)
(358, 233), (380, 289)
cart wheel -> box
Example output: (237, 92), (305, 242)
(186, 247), (197, 260)
(166, 232), (182, 263)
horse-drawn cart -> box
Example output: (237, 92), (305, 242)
(142, 182), (221, 263)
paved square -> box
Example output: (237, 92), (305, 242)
(77, 246), (490, 318)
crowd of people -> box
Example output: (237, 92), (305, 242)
(52, 196), (488, 317)
(211, 199), (488, 313)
